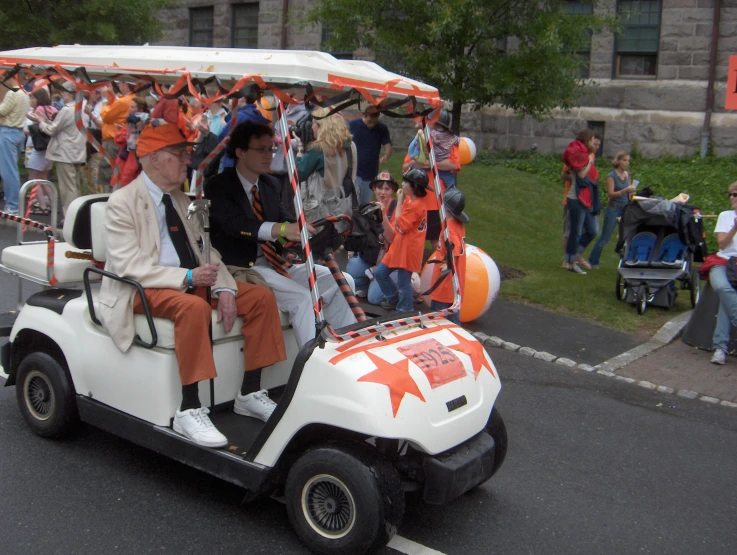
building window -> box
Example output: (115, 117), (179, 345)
(566, 1), (593, 79)
(190, 7), (214, 47)
(321, 25), (353, 60)
(232, 3), (259, 49)
(615, 0), (661, 78)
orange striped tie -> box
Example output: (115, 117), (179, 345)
(251, 184), (291, 278)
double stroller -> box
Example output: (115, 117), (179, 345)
(615, 198), (707, 315)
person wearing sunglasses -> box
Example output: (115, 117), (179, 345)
(705, 182), (737, 365)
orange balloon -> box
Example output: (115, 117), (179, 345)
(459, 139), (472, 166)
(460, 245), (500, 322)
(420, 245), (500, 322)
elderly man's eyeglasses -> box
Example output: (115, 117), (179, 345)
(161, 148), (192, 162)
(250, 145), (278, 155)
(729, 193), (737, 199)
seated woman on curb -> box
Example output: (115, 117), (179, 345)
(346, 171), (398, 301)
(704, 180), (737, 365)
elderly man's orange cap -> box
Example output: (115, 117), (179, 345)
(137, 123), (194, 158)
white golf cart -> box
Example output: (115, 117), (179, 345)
(0, 46), (506, 555)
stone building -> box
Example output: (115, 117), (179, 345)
(154, 0), (737, 158)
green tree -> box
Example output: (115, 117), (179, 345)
(0, 0), (172, 51)
(307, 0), (616, 133)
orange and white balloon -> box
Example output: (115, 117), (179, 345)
(459, 137), (477, 165)
(420, 244), (500, 323)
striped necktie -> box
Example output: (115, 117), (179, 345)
(251, 184), (291, 278)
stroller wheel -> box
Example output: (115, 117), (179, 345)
(616, 273), (627, 301)
(690, 268), (701, 308)
(636, 284), (648, 315)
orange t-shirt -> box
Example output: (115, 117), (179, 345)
(381, 196), (427, 273)
(430, 218), (466, 304)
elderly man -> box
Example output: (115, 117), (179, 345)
(348, 107), (392, 205)
(0, 74), (31, 215)
(99, 123), (286, 448)
(205, 121), (357, 349)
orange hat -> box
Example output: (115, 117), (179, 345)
(137, 123), (194, 158)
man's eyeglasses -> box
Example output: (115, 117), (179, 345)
(250, 146), (278, 155)
(729, 193), (737, 199)
(161, 148), (192, 162)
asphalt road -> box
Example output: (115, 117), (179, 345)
(2, 350), (736, 555)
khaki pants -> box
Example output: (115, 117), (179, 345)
(55, 162), (82, 216)
(132, 283), (286, 385)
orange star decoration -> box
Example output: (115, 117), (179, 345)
(358, 351), (426, 417)
(448, 330), (496, 380)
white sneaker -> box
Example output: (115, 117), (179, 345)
(711, 349), (727, 365)
(234, 389), (277, 421)
(173, 407), (228, 448)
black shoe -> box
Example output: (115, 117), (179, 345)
(380, 300), (397, 310)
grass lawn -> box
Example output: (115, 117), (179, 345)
(383, 156), (699, 337)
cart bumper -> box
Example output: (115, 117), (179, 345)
(422, 431), (495, 504)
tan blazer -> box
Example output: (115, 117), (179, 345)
(99, 174), (237, 352)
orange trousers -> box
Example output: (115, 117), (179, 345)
(133, 282), (286, 386)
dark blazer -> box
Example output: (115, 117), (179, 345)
(205, 168), (294, 268)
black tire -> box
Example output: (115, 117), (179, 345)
(616, 273), (625, 301)
(636, 284), (648, 315)
(15, 352), (79, 438)
(485, 408), (508, 478)
(690, 269), (701, 308)
(285, 443), (404, 555)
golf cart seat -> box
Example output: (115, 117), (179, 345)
(0, 195), (109, 286)
(88, 201), (291, 349)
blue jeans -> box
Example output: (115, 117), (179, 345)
(354, 176), (374, 206)
(710, 265), (737, 352)
(588, 205), (624, 266)
(565, 198), (599, 263)
(0, 126), (25, 212)
(346, 254), (394, 304)
(430, 300), (461, 325)
(374, 263), (413, 312)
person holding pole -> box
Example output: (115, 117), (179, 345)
(98, 123), (287, 448)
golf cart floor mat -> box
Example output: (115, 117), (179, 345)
(209, 411), (267, 456)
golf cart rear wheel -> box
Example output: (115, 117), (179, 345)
(485, 408), (508, 478)
(690, 269), (701, 308)
(285, 443), (404, 555)
(636, 284), (648, 315)
(15, 352), (79, 438)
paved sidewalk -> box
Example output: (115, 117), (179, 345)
(616, 340), (737, 404)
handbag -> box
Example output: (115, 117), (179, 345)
(28, 106), (54, 151)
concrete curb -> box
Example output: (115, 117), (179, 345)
(474, 309), (737, 410)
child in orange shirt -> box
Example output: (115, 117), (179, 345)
(374, 166), (429, 312)
(429, 189), (469, 325)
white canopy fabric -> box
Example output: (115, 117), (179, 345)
(0, 45), (439, 104)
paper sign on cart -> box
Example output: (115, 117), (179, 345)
(398, 338), (467, 388)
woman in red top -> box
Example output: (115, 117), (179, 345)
(374, 167), (428, 312)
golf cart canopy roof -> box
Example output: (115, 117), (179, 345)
(0, 44), (440, 106)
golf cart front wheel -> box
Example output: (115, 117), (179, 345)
(285, 443), (404, 555)
(15, 352), (79, 438)
(636, 284), (648, 315)
(485, 408), (508, 478)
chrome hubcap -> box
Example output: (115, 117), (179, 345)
(301, 474), (356, 539)
(24, 370), (54, 421)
